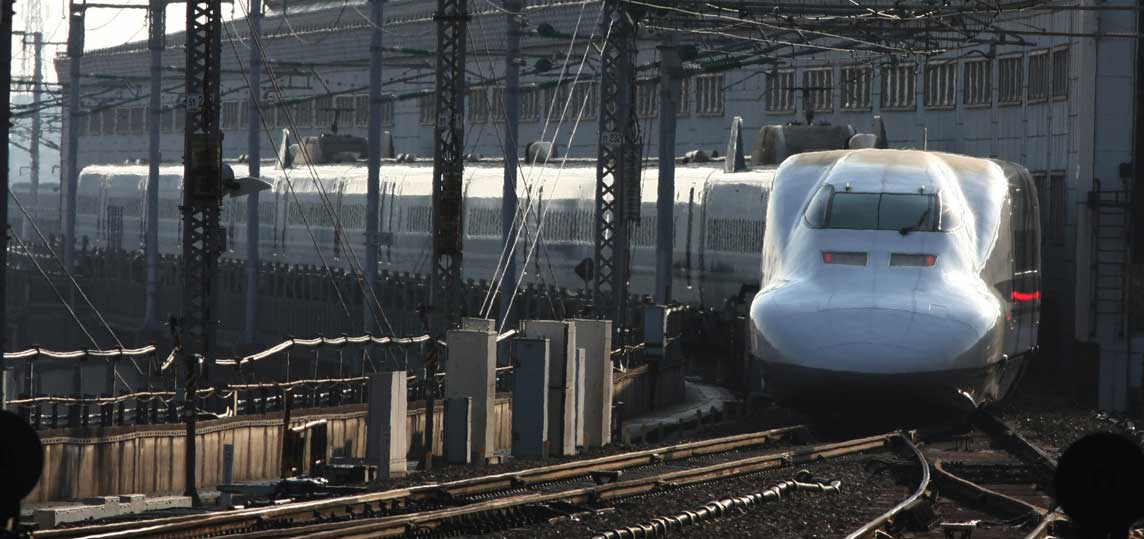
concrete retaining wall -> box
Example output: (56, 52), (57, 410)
(26, 395), (513, 503)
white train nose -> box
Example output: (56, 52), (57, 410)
(751, 285), (999, 374)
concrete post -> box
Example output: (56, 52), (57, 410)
(220, 443), (234, 507)
(144, 0), (164, 330)
(445, 321), (496, 461)
(655, 35), (680, 305)
(366, 371), (407, 478)
(63, 3), (83, 272)
(511, 338), (548, 458)
(571, 319), (612, 447)
(573, 348), (586, 449)
(444, 397), (471, 464)
(364, 0), (384, 331)
(243, 0), (262, 344)
(521, 320), (576, 456)
(499, 0), (522, 332)
(26, 32), (42, 242)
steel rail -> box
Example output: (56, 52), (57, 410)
(844, 432), (930, 539)
(36, 425), (807, 539)
(971, 410), (1058, 484)
(220, 433), (903, 539)
(931, 458), (1049, 519)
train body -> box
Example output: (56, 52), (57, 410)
(68, 160), (775, 311)
(750, 149), (1040, 411)
(45, 146), (1039, 412)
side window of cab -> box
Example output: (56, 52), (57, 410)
(803, 184), (833, 228)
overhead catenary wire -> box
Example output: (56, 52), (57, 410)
(229, 4), (401, 340)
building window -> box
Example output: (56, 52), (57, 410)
(335, 96), (355, 128)
(160, 107), (172, 133)
(468, 87), (489, 123)
(695, 73), (725, 115)
(76, 113), (89, 136)
(130, 107), (145, 134)
(636, 80), (658, 118)
(418, 94), (435, 125)
(519, 87), (540, 121)
(963, 58), (991, 106)
(803, 68), (832, 112)
(768, 69), (796, 112)
(675, 77), (690, 116)
(1028, 50), (1050, 102)
(239, 101), (249, 128)
(222, 101), (239, 129)
(998, 56), (1023, 105)
(116, 108), (131, 135)
(353, 95), (369, 127)
(569, 81), (598, 119)
(840, 66), (871, 110)
(490, 86), (505, 122)
(293, 100), (313, 127)
(173, 108), (184, 132)
(880, 63), (916, 110)
(275, 104), (290, 128)
(100, 109), (116, 135)
(924, 61), (956, 108)
(1052, 47), (1068, 99)
(314, 95), (334, 128)
(86, 111), (100, 135)
(1049, 171), (1065, 243)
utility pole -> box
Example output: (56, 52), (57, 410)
(18, 32), (43, 241)
(425, 0), (467, 471)
(364, 0), (382, 333)
(243, 0), (260, 344)
(654, 36), (679, 305)
(2, 0), (15, 355)
(180, 0), (225, 505)
(499, 0), (520, 331)
(63, 0), (83, 272)
(594, 0), (640, 342)
(144, 0), (163, 330)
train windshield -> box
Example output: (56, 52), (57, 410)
(804, 185), (951, 232)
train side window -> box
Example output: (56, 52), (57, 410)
(803, 184), (833, 228)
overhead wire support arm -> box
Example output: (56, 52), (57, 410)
(594, 0), (641, 342)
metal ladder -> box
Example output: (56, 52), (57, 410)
(1088, 181), (1133, 339)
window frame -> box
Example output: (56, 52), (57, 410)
(1051, 46), (1069, 100)
(1027, 49), (1051, 103)
(998, 54), (1024, 106)
(803, 67), (833, 113)
(962, 58), (992, 108)
(880, 62), (917, 111)
(765, 69), (795, 114)
(694, 73), (726, 116)
(923, 61), (956, 109)
(840, 66), (872, 111)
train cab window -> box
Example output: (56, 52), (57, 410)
(805, 186), (944, 232)
(803, 185), (833, 227)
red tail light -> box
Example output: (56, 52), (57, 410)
(1011, 290), (1041, 302)
(821, 252), (867, 265)
(890, 254), (937, 267)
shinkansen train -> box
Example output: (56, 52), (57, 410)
(40, 127), (1038, 411)
(67, 159), (777, 310)
(750, 149), (1040, 411)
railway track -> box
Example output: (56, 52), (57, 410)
(35, 411), (1096, 539)
(35, 426), (808, 539)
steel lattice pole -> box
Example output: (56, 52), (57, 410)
(594, 0), (640, 343)
(180, 0), (224, 506)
